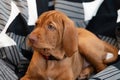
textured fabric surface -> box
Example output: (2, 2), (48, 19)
(0, 0), (11, 32)
(0, 0), (30, 79)
(55, 0), (88, 28)
(86, 0), (117, 38)
(89, 63), (120, 80)
(0, 59), (18, 80)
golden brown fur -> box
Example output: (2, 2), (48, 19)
(21, 10), (118, 80)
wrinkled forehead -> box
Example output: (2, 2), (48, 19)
(36, 10), (67, 25)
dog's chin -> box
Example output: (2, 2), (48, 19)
(29, 43), (65, 60)
(37, 48), (62, 60)
(33, 47), (65, 60)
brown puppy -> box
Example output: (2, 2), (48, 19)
(21, 10), (118, 80)
(78, 28), (118, 72)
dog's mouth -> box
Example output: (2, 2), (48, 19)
(36, 48), (62, 61)
(30, 42), (66, 61)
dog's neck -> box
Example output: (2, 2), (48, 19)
(42, 54), (67, 61)
(41, 47), (67, 61)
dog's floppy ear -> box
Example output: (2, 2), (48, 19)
(62, 19), (78, 57)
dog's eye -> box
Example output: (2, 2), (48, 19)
(47, 24), (56, 31)
(35, 22), (38, 26)
(34, 23), (38, 28)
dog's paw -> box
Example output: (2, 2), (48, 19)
(79, 68), (91, 80)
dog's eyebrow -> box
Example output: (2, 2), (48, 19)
(48, 21), (57, 28)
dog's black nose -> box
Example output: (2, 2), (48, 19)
(28, 35), (38, 44)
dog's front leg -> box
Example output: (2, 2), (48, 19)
(79, 65), (94, 80)
(56, 69), (74, 80)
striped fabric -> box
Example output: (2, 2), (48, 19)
(0, 46), (27, 66)
(0, 0), (119, 80)
(55, 0), (88, 28)
(54, 0), (120, 80)
(13, 0), (28, 22)
(98, 35), (119, 48)
(0, 0), (11, 32)
(55, 0), (119, 48)
(0, 59), (18, 80)
(89, 66), (120, 80)
(0, 0), (29, 79)
(48, 0), (55, 10)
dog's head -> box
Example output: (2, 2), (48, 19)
(28, 10), (78, 59)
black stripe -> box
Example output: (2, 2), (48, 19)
(17, 36), (22, 48)
(68, 16), (84, 20)
(0, 18), (7, 22)
(5, 66), (16, 80)
(97, 68), (118, 77)
(55, 1), (83, 9)
(13, 0), (27, 2)
(2, 0), (11, 7)
(8, 47), (17, 65)
(12, 46), (19, 65)
(4, 69), (12, 80)
(0, 48), (4, 59)
(0, 49), (3, 58)
(106, 37), (111, 43)
(0, 69), (7, 79)
(15, 2), (28, 9)
(0, 1), (11, 12)
(0, 75), (5, 80)
(101, 36), (107, 40)
(2, 48), (7, 59)
(104, 71), (120, 79)
(113, 42), (117, 47)
(0, 29), (2, 32)
(0, 22), (5, 27)
(55, 7), (84, 15)
(22, 38), (28, 50)
(0, 13), (9, 20)
(36, 0), (49, 16)
(56, 8), (84, 20)
(0, 22), (6, 26)
(14, 46), (21, 62)
(0, 7), (10, 16)
(11, 46), (19, 65)
(16, 5), (27, 9)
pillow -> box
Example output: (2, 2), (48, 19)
(55, 0), (88, 28)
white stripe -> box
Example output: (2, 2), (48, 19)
(118, 50), (120, 55)
(117, 9), (120, 23)
(83, 0), (104, 21)
(27, 0), (38, 25)
(0, 34), (16, 48)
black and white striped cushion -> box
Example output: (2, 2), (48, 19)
(55, 0), (88, 28)
(89, 66), (120, 80)
(0, 0), (30, 79)
(0, 0), (11, 32)
(0, 59), (18, 80)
